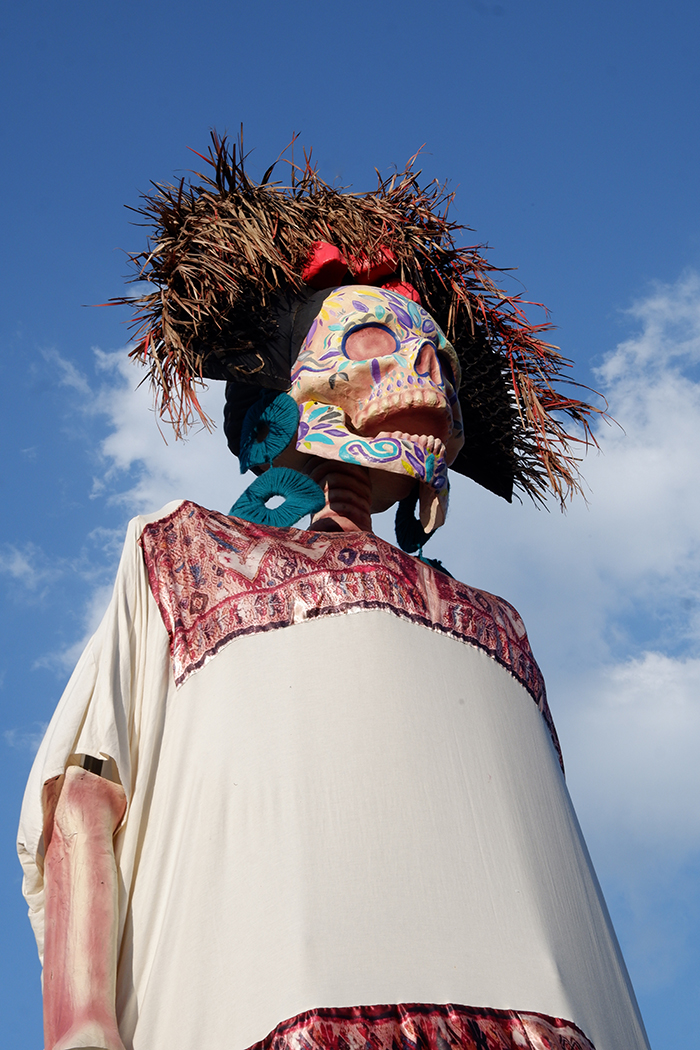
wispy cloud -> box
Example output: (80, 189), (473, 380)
(43, 346), (93, 397)
(44, 346), (243, 515)
(4, 722), (49, 753)
(34, 582), (116, 675)
(0, 543), (63, 598)
(565, 653), (700, 853)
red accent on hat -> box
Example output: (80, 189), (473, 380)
(300, 241), (422, 306)
(347, 247), (397, 284)
(301, 241), (348, 289)
(381, 279), (422, 304)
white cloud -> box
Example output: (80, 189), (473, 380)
(564, 652), (700, 854)
(561, 652), (700, 994)
(22, 348), (250, 674)
(9, 348), (250, 676)
(41, 344), (246, 518)
(92, 349), (244, 515)
(600, 271), (700, 378)
(0, 543), (62, 596)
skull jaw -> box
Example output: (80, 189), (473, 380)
(279, 400), (452, 532)
(274, 442), (447, 533)
(269, 441), (412, 513)
(352, 393), (453, 444)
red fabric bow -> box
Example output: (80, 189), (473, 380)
(301, 241), (422, 304)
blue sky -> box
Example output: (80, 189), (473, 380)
(2, 2), (700, 1046)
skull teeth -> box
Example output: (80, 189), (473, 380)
(353, 388), (448, 428)
(374, 431), (446, 458)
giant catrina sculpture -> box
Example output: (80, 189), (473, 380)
(18, 134), (651, 1050)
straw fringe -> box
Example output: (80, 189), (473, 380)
(113, 131), (605, 507)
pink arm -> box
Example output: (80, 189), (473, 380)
(42, 765), (127, 1050)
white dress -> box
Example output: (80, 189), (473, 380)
(18, 500), (650, 1050)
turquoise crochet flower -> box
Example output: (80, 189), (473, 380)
(239, 392), (300, 473)
(230, 467), (325, 528)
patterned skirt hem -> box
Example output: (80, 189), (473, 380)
(245, 1002), (595, 1050)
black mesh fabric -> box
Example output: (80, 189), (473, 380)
(451, 335), (515, 501)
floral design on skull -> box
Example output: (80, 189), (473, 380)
(289, 287), (465, 529)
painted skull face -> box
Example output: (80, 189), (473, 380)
(288, 286), (465, 531)
(290, 287), (464, 504)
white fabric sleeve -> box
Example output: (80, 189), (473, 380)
(16, 501), (181, 961)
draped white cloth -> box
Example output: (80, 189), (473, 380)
(18, 501), (650, 1050)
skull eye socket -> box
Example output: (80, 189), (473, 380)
(342, 324), (400, 361)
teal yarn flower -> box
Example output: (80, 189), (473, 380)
(239, 392), (300, 473)
(230, 467), (326, 528)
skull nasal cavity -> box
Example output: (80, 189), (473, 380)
(344, 325), (397, 361)
(415, 343), (442, 384)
